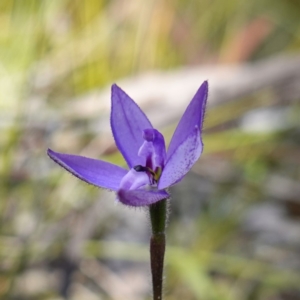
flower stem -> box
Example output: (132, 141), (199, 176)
(149, 198), (167, 300)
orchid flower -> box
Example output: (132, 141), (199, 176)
(47, 81), (208, 207)
(48, 81), (208, 300)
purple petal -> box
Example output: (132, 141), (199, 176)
(158, 126), (202, 189)
(117, 189), (169, 207)
(47, 149), (127, 191)
(111, 84), (153, 168)
(167, 81), (208, 160)
(119, 168), (150, 190)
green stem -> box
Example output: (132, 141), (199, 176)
(149, 199), (168, 300)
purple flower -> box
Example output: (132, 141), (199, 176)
(47, 81), (208, 207)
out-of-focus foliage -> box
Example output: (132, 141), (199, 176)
(0, 0), (300, 299)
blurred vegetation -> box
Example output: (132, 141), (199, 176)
(0, 0), (300, 299)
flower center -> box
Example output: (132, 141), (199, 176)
(119, 128), (166, 191)
(133, 164), (162, 185)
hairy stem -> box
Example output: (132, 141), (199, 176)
(149, 199), (167, 300)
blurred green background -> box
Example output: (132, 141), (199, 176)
(1, 0), (300, 299)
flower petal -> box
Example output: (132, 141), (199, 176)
(117, 189), (169, 207)
(167, 81), (208, 160)
(111, 84), (153, 168)
(158, 126), (202, 189)
(47, 149), (127, 191)
(119, 168), (150, 190)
